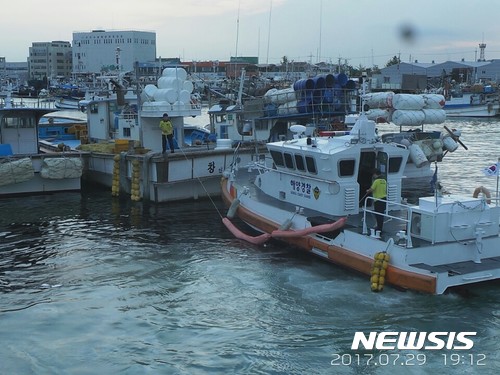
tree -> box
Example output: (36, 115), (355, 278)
(385, 56), (401, 67)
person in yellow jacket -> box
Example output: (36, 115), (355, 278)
(366, 168), (387, 232)
(159, 113), (175, 153)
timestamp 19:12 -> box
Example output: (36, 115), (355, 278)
(442, 353), (486, 366)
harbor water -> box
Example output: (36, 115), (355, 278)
(1, 117), (500, 374)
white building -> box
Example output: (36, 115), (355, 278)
(72, 30), (156, 75)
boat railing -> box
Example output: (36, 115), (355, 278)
(363, 196), (414, 248)
(0, 97), (56, 110)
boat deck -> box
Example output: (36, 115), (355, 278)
(240, 169), (415, 242)
(410, 256), (500, 275)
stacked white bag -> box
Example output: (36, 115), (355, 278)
(141, 67), (195, 111)
(264, 86), (299, 115)
(362, 92), (446, 126)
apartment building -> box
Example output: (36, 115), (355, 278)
(28, 41), (72, 80)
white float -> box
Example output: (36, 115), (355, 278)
(392, 94), (425, 110)
(392, 110), (425, 126)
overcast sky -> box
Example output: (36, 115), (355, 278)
(3, 0), (500, 68)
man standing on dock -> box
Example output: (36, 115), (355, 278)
(159, 113), (175, 153)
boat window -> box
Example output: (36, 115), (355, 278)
(216, 114), (226, 123)
(377, 152), (388, 175)
(270, 150), (284, 167)
(305, 156), (317, 174)
(294, 154), (305, 171)
(339, 159), (355, 177)
(284, 152), (294, 169)
(388, 156), (403, 173)
(2, 116), (36, 128)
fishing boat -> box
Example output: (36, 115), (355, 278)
(0, 92), (84, 196)
(220, 109), (500, 294)
(79, 67), (267, 203)
(361, 91), (466, 195)
(206, 71), (358, 146)
(213, 80), (464, 197)
(53, 96), (86, 111)
(443, 84), (500, 117)
(38, 110), (88, 143)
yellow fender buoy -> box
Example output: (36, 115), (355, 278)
(130, 159), (141, 201)
(111, 155), (121, 197)
(370, 251), (390, 292)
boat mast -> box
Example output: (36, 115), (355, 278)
(266, 0), (272, 65)
(235, 0), (240, 60)
(237, 68), (245, 106)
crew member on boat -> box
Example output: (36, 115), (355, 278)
(159, 113), (174, 154)
(366, 168), (387, 232)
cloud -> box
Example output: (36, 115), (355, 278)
(105, 0), (285, 20)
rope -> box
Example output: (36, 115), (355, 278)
(176, 146), (225, 219)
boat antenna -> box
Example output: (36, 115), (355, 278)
(266, 0), (273, 65)
(318, 0), (322, 63)
(237, 68), (245, 106)
(235, 0), (241, 59)
(431, 162), (439, 208)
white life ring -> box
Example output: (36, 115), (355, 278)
(473, 186), (491, 204)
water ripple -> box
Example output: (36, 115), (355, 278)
(1, 123), (500, 374)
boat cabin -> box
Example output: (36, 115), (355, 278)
(0, 108), (54, 155)
(256, 116), (410, 217)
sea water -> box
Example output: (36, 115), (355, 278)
(1, 117), (500, 374)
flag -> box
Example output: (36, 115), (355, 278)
(430, 164), (438, 191)
(483, 163), (499, 177)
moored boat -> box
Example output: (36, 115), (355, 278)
(38, 110), (88, 144)
(54, 96), (86, 111)
(206, 71), (358, 146)
(79, 67), (267, 203)
(362, 91), (465, 195)
(443, 84), (500, 117)
(220, 112), (500, 294)
(0, 93), (84, 196)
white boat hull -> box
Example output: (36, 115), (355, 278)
(219, 113), (500, 294)
(0, 155), (82, 196)
(83, 146), (263, 203)
(222, 173), (500, 294)
(444, 103), (499, 117)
